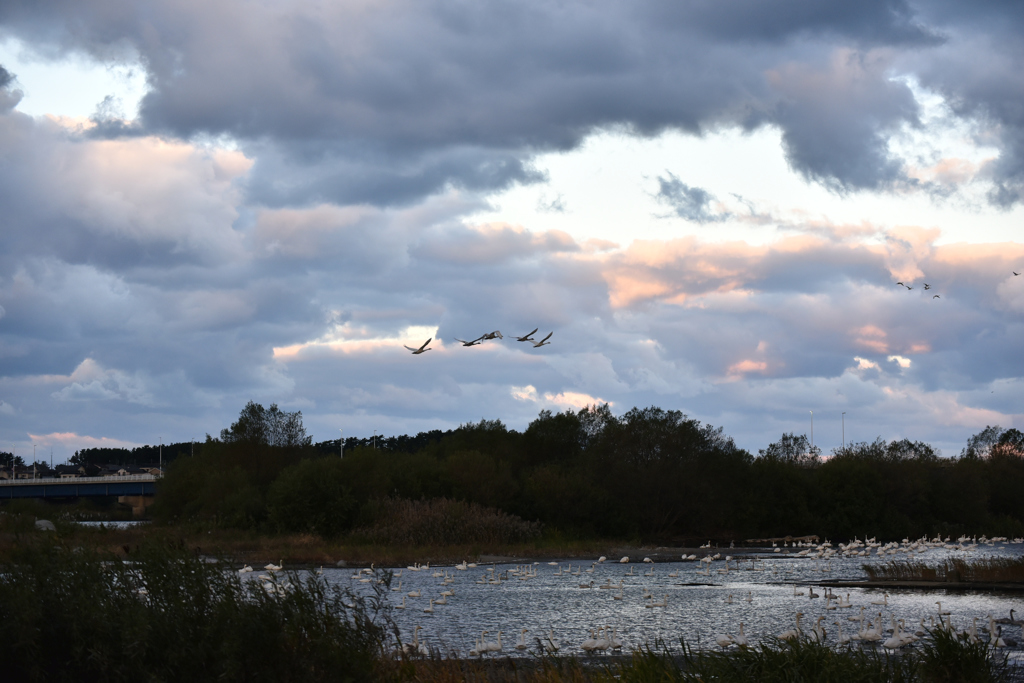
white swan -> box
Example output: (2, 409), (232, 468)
(809, 616), (826, 643)
(581, 629), (598, 652)
(407, 589), (421, 597)
(745, 591), (753, 603)
(870, 592), (889, 606)
(488, 631), (503, 653)
(834, 620), (852, 646)
(423, 598), (434, 613)
(532, 332), (553, 347)
(544, 630), (560, 653)
(403, 338), (433, 354)
(238, 565), (253, 573)
(792, 585), (804, 597)
(392, 580), (402, 592)
(777, 612), (803, 641)
(732, 623), (749, 648)
(396, 596), (406, 609)
(936, 601), (950, 615)
(714, 632), (734, 649)
(515, 628), (529, 650)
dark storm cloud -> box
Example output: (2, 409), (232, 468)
(0, 0), (985, 203)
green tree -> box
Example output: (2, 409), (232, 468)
(266, 458), (357, 537)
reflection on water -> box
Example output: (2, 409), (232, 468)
(325, 545), (1024, 660)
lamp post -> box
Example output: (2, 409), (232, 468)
(373, 430), (377, 450)
(809, 411), (814, 450)
(842, 412), (846, 449)
(339, 429), (344, 459)
(159, 437), (163, 476)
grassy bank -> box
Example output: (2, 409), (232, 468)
(864, 557), (1024, 584)
(0, 539), (1012, 682)
(0, 507), (617, 567)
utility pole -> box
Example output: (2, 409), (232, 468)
(373, 430), (376, 450)
(159, 437), (163, 475)
(339, 429), (344, 459)
(842, 412), (846, 449)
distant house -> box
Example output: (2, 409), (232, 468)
(0, 466), (42, 480)
(55, 465), (86, 479)
(140, 466), (162, 476)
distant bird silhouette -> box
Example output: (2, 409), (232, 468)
(924, 284), (931, 290)
(933, 295), (940, 299)
(1014, 271), (1020, 276)
(455, 336), (485, 347)
(480, 331), (503, 340)
(896, 282), (904, 286)
(532, 332), (553, 348)
(514, 328), (538, 342)
(403, 338), (433, 355)
(906, 286), (913, 290)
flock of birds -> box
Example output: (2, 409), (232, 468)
(360, 534), (1024, 658)
(404, 329), (552, 355)
(895, 268), (1020, 300)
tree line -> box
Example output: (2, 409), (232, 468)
(151, 401), (1024, 543)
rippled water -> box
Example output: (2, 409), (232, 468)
(321, 545), (1024, 659)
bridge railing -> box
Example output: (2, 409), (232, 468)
(0, 474), (160, 486)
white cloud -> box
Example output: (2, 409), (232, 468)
(888, 355), (912, 369)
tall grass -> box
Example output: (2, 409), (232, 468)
(352, 496), (542, 547)
(865, 557), (1024, 583)
(0, 539), (394, 683)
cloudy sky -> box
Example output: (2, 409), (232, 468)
(1, 0), (1023, 462)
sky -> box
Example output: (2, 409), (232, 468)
(1, 0), (1023, 463)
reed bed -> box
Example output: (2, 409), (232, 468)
(351, 497), (543, 547)
(864, 557), (1024, 583)
(384, 635), (1010, 683)
(0, 540), (395, 682)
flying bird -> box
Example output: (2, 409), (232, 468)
(906, 286), (913, 290)
(403, 338), (433, 355)
(1014, 271), (1020, 276)
(532, 332), (553, 348)
(455, 336), (485, 347)
(933, 295), (940, 299)
(896, 282), (905, 287)
(480, 331), (503, 340)
(514, 328), (538, 342)
(923, 284), (931, 290)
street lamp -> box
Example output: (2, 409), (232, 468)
(809, 411), (814, 450)
(339, 429), (344, 459)
(842, 412), (846, 449)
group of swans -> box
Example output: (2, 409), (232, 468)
(580, 627), (623, 653)
(714, 623), (749, 649)
(406, 329), (553, 354)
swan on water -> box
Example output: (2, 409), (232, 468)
(870, 592), (889, 606)
(515, 628), (529, 650)
(777, 612), (803, 641)
(423, 598), (434, 613)
(544, 630), (560, 653)
(395, 596), (406, 609)
(732, 623), (749, 648)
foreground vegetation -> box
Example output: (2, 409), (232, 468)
(0, 542), (1012, 683)
(865, 557), (1024, 584)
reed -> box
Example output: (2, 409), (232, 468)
(351, 496), (542, 547)
(0, 539), (394, 683)
(864, 557), (1024, 583)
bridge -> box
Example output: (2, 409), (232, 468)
(0, 475), (158, 516)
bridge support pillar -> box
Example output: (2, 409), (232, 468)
(118, 495), (154, 517)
